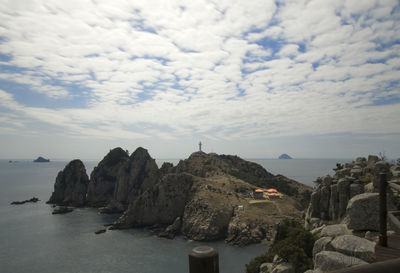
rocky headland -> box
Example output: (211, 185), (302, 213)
(47, 147), (312, 246)
(34, 156), (50, 163)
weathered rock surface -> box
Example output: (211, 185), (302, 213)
(330, 235), (376, 263)
(312, 236), (333, 258)
(158, 217), (181, 239)
(99, 199), (125, 214)
(52, 206), (74, 214)
(87, 148), (129, 207)
(114, 147), (160, 205)
(314, 251), (368, 271)
(47, 160), (89, 206)
(271, 262), (294, 273)
(113, 173), (195, 228)
(320, 224), (351, 238)
(343, 193), (379, 231)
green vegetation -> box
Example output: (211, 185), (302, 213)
(246, 219), (316, 273)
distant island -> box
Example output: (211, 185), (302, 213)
(278, 153), (292, 159)
(33, 156), (50, 163)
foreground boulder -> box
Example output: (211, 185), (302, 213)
(330, 235), (376, 262)
(343, 193), (379, 231)
(47, 160), (89, 206)
(314, 251), (368, 271)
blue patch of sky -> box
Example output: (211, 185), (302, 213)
(0, 53), (11, 62)
(0, 64), (29, 73)
(0, 79), (91, 109)
(374, 39), (400, 52)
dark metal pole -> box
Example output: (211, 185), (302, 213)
(379, 173), (388, 247)
(189, 246), (219, 273)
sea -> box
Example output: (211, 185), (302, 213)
(0, 158), (350, 273)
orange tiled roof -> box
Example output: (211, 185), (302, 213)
(266, 188), (278, 192)
(255, 189), (264, 192)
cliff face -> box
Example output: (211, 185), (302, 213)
(87, 148), (129, 207)
(113, 147), (160, 205)
(47, 159), (89, 206)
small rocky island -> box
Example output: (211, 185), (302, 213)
(278, 154), (292, 159)
(34, 156), (50, 163)
(47, 147), (312, 245)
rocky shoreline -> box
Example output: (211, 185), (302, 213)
(46, 147), (312, 246)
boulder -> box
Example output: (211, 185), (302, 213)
(367, 155), (379, 167)
(94, 229), (107, 234)
(320, 224), (351, 238)
(329, 184), (339, 220)
(338, 178), (351, 218)
(310, 191), (320, 218)
(350, 184), (364, 199)
(319, 186), (330, 220)
(314, 251), (368, 271)
(52, 206), (74, 214)
(260, 263), (274, 273)
(87, 148), (129, 207)
(364, 182), (374, 193)
(47, 160), (89, 206)
(350, 167), (362, 178)
(335, 168), (351, 179)
(310, 225), (326, 236)
(313, 236), (333, 258)
(271, 263), (294, 273)
(330, 235), (376, 262)
(343, 193), (379, 231)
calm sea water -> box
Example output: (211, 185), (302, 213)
(0, 158), (347, 273)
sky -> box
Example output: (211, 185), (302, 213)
(0, 0), (399, 160)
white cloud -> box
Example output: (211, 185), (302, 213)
(0, 0), (399, 158)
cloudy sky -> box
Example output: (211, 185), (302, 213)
(0, 0), (399, 160)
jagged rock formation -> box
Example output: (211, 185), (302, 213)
(304, 156), (400, 272)
(113, 147), (160, 205)
(87, 147), (129, 207)
(48, 148), (312, 245)
(305, 155), (398, 227)
(33, 156), (50, 162)
(47, 159), (89, 206)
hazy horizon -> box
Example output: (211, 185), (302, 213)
(0, 1), (399, 160)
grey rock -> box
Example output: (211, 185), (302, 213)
(271, 263), (294, 273)
(260, 263), (274, 273)
(113, 173), (195, 229)
(47, 160), (89, 206)
(309, 218), (323, 230)
(364, 231), (380, 242)
(319, 186), (330, 220)
(313, 236), (333, 258)
(87, 147), (129, 207)
(364, 182), (374, 193)
(159, 217), (182, 239)
(343, 193), (379, 231)
(350, 167), (362, 178)
(350, 184), (364, 199)
(114, 147), (160, 205)
(336, 168), (351, 179)
(338, 178), (351, 218)
(320, 224), (351, 237)
(330, 235), (376, 262)
(310, 191), (320, 218)
(304, 270), (322, 273)
(329, 184), (339, 220)
(322, 176), (332, 186)
(367, 155), (379, 167)
(314, 251), (368, 271)
(310, 225), (326, 236)
(52, 206), (74, 214)
(99, 199), (125, 214)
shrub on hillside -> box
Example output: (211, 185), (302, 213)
(245, 219), (316, 273)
